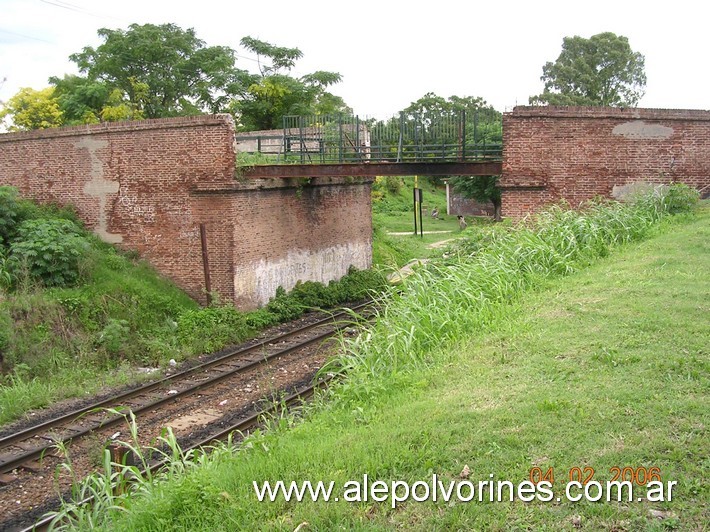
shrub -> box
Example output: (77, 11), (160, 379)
(97, 318), (130, 356)
(662, 182), (700, 214)
(265, 287), (304, 321)
(0, 186), (21, 245)
(244, 309), (279, 329)
(177, 306), (252, 353)
(9, 218), (90, 287)
(384, 176), (403, 194)
(290, 281), (338, 308)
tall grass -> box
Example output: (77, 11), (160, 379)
(329, 184), (699, 397)
(46, 409), (232, 531)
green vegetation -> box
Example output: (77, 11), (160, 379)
(0, 187), (386, 425)
(1, 24), (348, 131)
(372, 175), (492, 268)
(451, 175), (502, 221)
(530, 32), (647, 107)
(55, 185), (706, 530)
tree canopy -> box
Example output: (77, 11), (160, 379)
(529, 32), (646, 107)
(232, 36), (349, 131)
(452, 176), (502, 221)
(69, 23), (249, 118)
(0, 87), (63, 131)
(1, 24), (348, 132)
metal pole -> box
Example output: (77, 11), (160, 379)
(413, 175), (418, 235)
(460, 109), (466, 161)
(355, 115), (360, 160)
(474, 110), (479, 158)
(418, 185), (424, 238)
(397, 112), (404, 162)
(338, 115), (343, 163)
(199, 223), (212, 306)
(299, 116), (305, 164)
(445, 180), (451, 215)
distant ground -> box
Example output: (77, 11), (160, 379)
(372, 176), (493, 267)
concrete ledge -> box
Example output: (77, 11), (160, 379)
(507, 106), (710, 121)
(193, 175), (374, 193)
(0, 114), (235, 143)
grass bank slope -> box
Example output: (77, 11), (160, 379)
(104, 205), (708, 530)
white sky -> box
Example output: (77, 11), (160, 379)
(1, 0), (708, 119)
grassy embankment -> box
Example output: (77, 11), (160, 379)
(372, 176), (493, 268)
(0, 188), (385, 425)
(70, 188), (707, 530)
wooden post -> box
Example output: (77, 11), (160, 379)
(199, 223), (212, 305)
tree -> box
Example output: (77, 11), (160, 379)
(50, 74), (110, 124)
(233, 36), (349, 131)
(451, 176), (503, 222)
(0, 87), (64, 131)
(530, 32), (646, 107)
(69, 23), (248, 118)
(50, 74), (149, 124)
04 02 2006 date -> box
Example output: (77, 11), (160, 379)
(529, 466), (663, 486)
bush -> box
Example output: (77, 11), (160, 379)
(244, 308), (279, 329)
(177, 306), (252, 353)
(265, 286), (304, 321)
(9, 218), (90, 287)
(97, 318), (130, 356)
(384, 176), (403, 194)
(0, 186), (21, 245)
(662, 182), (700, 214)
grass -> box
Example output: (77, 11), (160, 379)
(371, 176), (493, 268)
(63, 189), (707, 530)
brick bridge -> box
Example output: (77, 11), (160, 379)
(0, 107), (708, 309)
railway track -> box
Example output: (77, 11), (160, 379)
(20, 376), (330, 532)
(0, 301), (372, 531)
(0, 302), (368, 478)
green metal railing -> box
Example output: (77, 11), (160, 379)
(236, 110), (502, 164)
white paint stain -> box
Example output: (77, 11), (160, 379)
(234, 242), (371, 306)
(612, 121), (673, 140)
(76, 136), (123, 243)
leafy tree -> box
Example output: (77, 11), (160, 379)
(69, 23), (249, 118)
(0, 87), (64, 131)
(50, 74), (148, 124)
(233, 36), (349, 131)
(530, 32), (646, 107)
(50, 74), (110, 124)
(451, 176), (502, 222)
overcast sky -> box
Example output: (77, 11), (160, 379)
(1, 0), (708, 119)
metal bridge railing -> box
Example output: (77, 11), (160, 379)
(235, 111), (502, 164)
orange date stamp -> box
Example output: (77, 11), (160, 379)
(529, 466), (663, 486)
(527, 466), (676, 502)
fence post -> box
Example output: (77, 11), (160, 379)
(460, 109), (466, 161)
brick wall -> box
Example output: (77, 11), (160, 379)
(0, 116), (373, 308)
(501, 106), (710, 218)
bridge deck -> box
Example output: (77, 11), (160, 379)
(240, 161), (503, 178)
